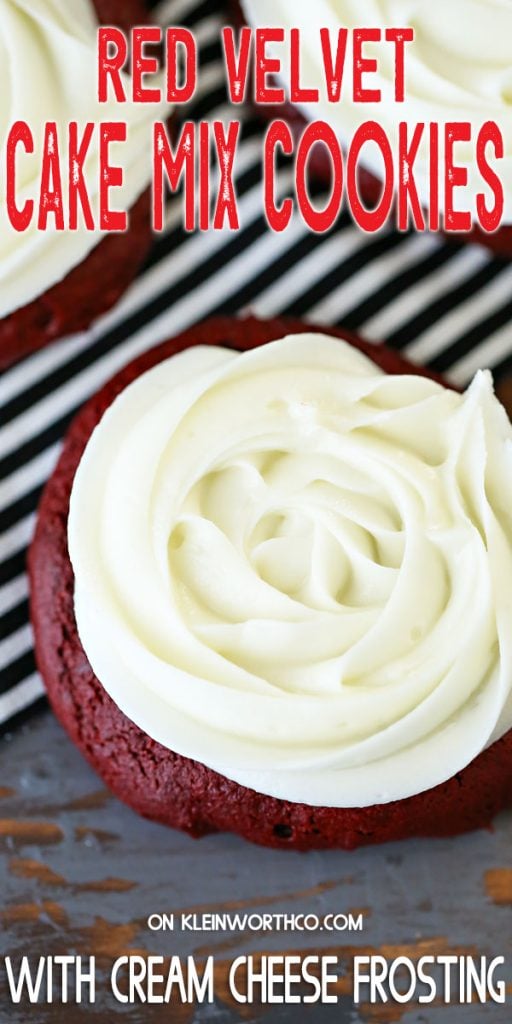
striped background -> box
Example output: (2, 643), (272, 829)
(2, 0), (512, 726)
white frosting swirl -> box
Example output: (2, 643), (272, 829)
(0, 0), (167, 318)
(68, 334), (512, 807)
(243, 0), (512, 221)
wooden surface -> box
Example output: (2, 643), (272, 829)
(0, 707), (511, 1023)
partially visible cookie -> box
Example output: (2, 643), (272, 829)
(231, 0), (512, 256)
(0, 0), (154, 372)
(0, 190), (151, 371)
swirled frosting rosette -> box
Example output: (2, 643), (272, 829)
(68, 334), (512, 807)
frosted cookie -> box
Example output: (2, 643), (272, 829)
(237, 0), (512, 254)
(29, 316), (512, 849)
(0, 0), (164, 370)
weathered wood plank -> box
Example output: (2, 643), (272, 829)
(1, 709), (511, 1022)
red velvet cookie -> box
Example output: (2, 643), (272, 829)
(230, 0), (512, 258)
(0, 0), (153, 372)
(29, 316), (512, 851)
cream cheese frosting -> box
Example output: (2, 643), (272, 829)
(242, 0), (512, 222)
(68, 334), (512, 807)
(0, 0), (167, 318)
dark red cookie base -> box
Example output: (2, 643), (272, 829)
(29, 316), (512, 850)
(0, 0), (152, 372)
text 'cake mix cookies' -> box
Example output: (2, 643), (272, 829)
(0, 0), (168, 371)
(29, 318), (512, 850)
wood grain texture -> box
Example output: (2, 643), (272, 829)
(1, 709), (511, 1023)
(484, 869), (512, 906)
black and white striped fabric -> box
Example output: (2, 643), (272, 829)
(2, 0), (512, 726)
